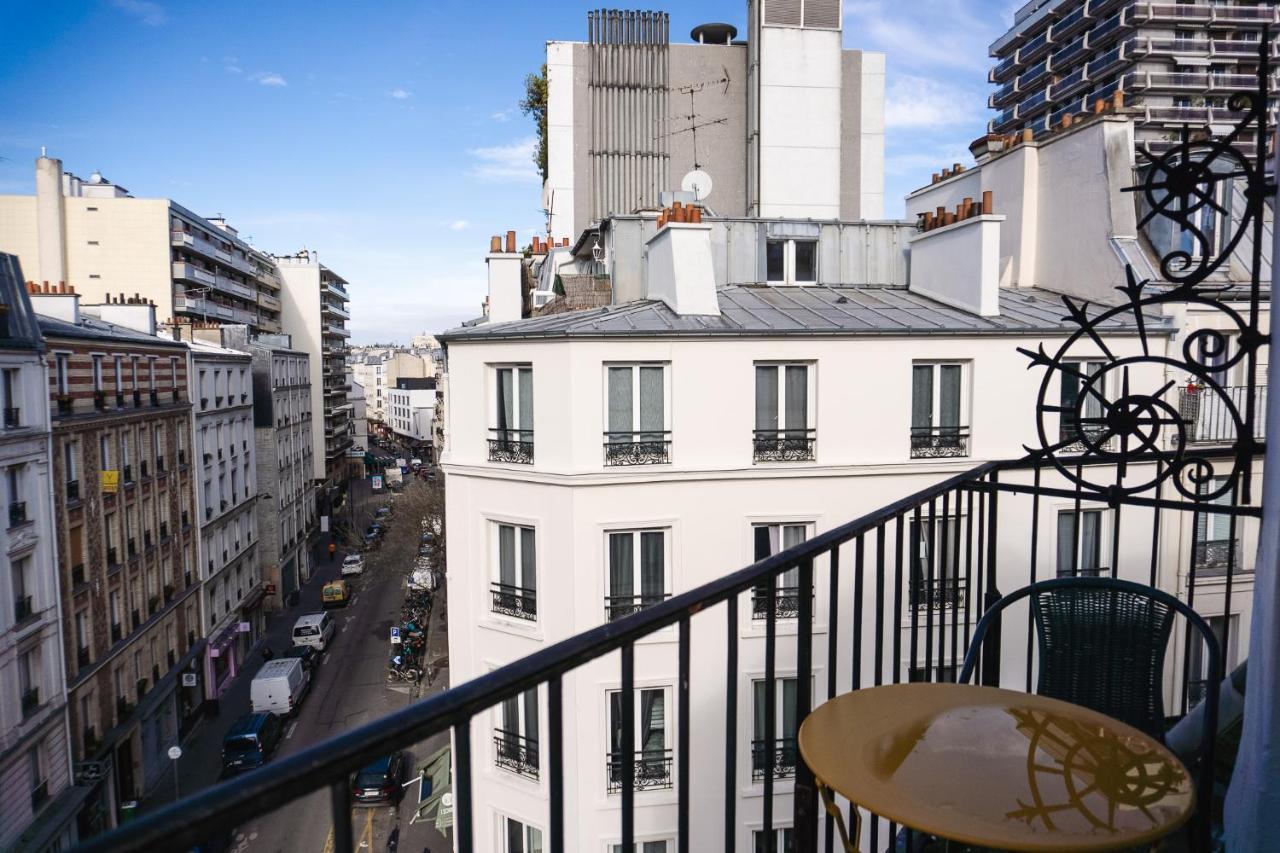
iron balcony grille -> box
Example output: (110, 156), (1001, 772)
(752, 428), (816, 463)
(751, 737), (798, 781)
(909, 576), (967, 610)
(1058, 420), (1113, 453)
(1178, 385), (1267, 444)
(21, 687), (39, 718)
(606, 749), (673, 793)
(488, 430), (534, 464)
(2, 407), (18, 428)
(14, 594), (33, 623)
(910, 426), (971, 459)
(490, 582), (537, 621)
(66, 480), (80, 502)
(751, 585), (808, 620)
(493, 730), (540, 780)
(606, 593), (671, 621)
(603, 432), (672, 466)
(1194, 538), (1242, 574)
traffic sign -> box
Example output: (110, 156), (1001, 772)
(390, 626), (401, 644)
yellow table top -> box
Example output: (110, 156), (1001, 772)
(798, 683), (1194, 852)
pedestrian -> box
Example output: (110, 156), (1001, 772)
(261, 646), (274, 662)
(328, 541), (337, 562)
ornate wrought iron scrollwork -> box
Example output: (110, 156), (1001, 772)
(603, 434), (671, 466)
(751, 738), (798, 781)
(1019, 37), (1273, 510)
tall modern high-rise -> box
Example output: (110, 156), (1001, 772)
(987, 0), (1278, 156)
(274, 252), (352, 514)
(543, 1), (885, 239)
(0, 156), (285, 335)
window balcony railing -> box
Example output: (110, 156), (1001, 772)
(605, 593), (671, 621)
(751, 585), (808, 620)
(71, 564), (86, 586)
(66, 479), (80, 502)
(606, 749), (674, 793)
(110, 622), (122, 643)
(490, 582), (537, 621)
(1194, 538), (1242, 575)
(909, 576), (967, 610)
(751, 737), (798, 781)
(488, 430), (534, 464)
(8, 500), (28, 527)
(752, 429), (816, 463)
(910, 426), (970, 459)
(14, 594), (34, 623)
(603, 432), (671, 466)
(1178, 385), (1267, 445)
(493, 730), (540, 780)
(56, 395), (73, 416)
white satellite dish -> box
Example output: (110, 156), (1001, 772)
(681, 169), (714, 202)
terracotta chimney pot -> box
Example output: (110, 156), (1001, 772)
(490, 236), (502, 253)
(1022, 128), (1034, 143)
(982, 190), (994, 215)
(505, 230), (517, 253)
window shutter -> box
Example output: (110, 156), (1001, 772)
(803, 0), (841, 28)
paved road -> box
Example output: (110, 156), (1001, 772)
(147, 478), (452, 853)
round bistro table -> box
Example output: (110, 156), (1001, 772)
(798, 683), (1195, 852)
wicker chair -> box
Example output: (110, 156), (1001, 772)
(958, 576), (1222, 849)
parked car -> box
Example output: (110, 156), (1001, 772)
(250, 658), (310, 716)
(280, 645), (318, 673)
(375, 507), (392, 519)
(351, 752), (405, 806)
(221, 712), (284, 775)
(363, 526), (380, 544)
(341, 554), (365, 576)
(322, 579), (352, 608)
(418, 544), (433, 559)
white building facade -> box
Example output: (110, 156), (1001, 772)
(387, 380), (435, 447)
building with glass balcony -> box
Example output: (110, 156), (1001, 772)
(986, 0), (1279, 156)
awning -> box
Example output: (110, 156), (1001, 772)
(412, 744), (452, 833)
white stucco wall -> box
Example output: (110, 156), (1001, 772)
(909, 215), (1004, 316)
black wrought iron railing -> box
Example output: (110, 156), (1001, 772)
(490, 582), (537, 621)
(3, 406), (19, 428)
(752, 428), (815, 462)
(603, 432), (672, 466)
(8, 500), (27, 527)
(1179, 385), (1267, 444)
(909, 426), (970, 459)
(909, 575), (966, 610)
(607, 749), (674, 793)
(493, 729), (540, 780)
(487, 428), (533, 464)
(751, 737), (798, 781)
(1194, 537), (1242, 573)
(606, 593), (671, 621)
(751, 585), (806, 620)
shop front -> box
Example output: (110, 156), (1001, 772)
(204, 623), (239, 701)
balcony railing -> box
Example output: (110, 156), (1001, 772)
(488, 430), (534, 464)
(21, 687), (39, 718)
(72, 454), (1254, 853)
(910, 575), (967, 610)
(603, 432), (671, 466)
(493, 730), (540, 779)
(2, 407), (18, 428)
(909, 426), (970, 459)
(752, 428), (816, 463)
(14, 594), (33, 623)
(606, 749), (674, 793)
(1179, 385), (1267, 444)
(490, 582), (537, 621)
(8, 501), (28, 527)
(605, 593), (671, 621)
(1194, 537), (1242, 574)
(751, 737), (798, 781)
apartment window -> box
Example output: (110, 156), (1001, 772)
(490, 366), (533, 463)
(18, 646), (40, 715)
(92, 355), (104, 393)
(1194, 478), (1238, 573)
(1056, 508), (1108, 577)
(76, 610), (91, 656)
(606, 529), (668, 620)
(909, 515), (965, 609)
(28, 744), (48, 810)
(1060, 360), (1106, 447)
(491, 524), (536, 621)
(605, 365), (669, 465)
(1187, 614), (1239, 705)
(765, 238), (817, 285)
(753, 829), (794, 853)
(612, 844), (670, 853)
(500, 817), (543, 853)
(64, 441), (79, 494)
(130, 356), (139, 390)
(749, 523), (808, 623)
(754, 364), (814, 462)
(170, 357), (180, 390)
(752, 677), (798, 781)
(911, 362), (969, 458)
(100, 435), (112, 471)
(147, 358), (157, 390)
(495, 688), (539, 779)
(55, 354), (70, 395)
(607, 687), (672, 792)
(11, 555), (34, 622)
(6, 466), (26, 527)
(1, 368), (19, 427)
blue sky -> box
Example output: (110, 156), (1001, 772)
(0, 0), (1013, 343)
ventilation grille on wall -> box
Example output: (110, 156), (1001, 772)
(803, 0), (840, 28)
(764, 0), (802, 26)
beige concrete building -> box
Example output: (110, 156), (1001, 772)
(0, 156), (284, 336)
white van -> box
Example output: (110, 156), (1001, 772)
(250, 658), (310, 716)
(291, 613), (335, 651)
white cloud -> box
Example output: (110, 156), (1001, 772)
(491, 109), (513, 122)
(449, 220), (469, 231)
(884, 75), (983, 129)
(250, 72), (288, 88)
(843, 0), (1001, 74)
(111, 0), (166, 26)
(468, 136), (540, 183)
(225, 65), (242, 75)
(390, 88), (413, 100)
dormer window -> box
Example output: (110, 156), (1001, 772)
(766, 239), (817, 285)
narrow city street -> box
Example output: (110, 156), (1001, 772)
(146, 474), (450, 853)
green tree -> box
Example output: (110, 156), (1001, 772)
(520, 63), (549, 181)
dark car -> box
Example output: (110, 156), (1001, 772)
(363, 526), (380, 544)
(281, 645), (318, 672)
(221, 713), (283, 775)
(351, 752), (405, 805)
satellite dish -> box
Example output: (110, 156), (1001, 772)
(681, 169), (714, 201)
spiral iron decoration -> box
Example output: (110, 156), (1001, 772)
(1019, 31), (1274, 510)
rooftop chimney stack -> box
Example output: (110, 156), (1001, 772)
(643, 218), (719, 317)
(486, 230), (524, 323)
(35, 154), (67, 289)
